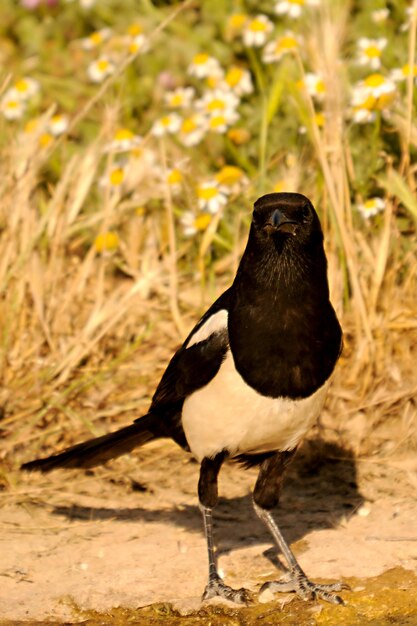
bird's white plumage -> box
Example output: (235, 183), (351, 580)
(186, 309), (228, 348)
(181, 310), (329, 461)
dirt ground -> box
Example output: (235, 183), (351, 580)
(1, 434), (417, 625)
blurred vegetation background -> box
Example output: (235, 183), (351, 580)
(0, 0), (416, 480)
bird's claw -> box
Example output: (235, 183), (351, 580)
(260, 568), (350, 605)
(203, 574), (252, 605)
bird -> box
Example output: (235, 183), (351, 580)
(22, 192), (348, 605)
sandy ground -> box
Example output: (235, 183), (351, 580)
(1, 437), (417, 623)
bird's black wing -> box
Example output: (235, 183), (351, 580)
(137, 288), (232, 449)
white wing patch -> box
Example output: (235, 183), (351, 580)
(186, 309), (228, 348)
(182, 350), (329, 462)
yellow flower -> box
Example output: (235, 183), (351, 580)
(227, 13), (248, 33)
(227, 127), (251, 145)
(180, 211), (212, 237)
(224, 66), (253, 96)
(215, 166), (248, 194)
(94, 232), (120, 253)
(81, 29), (111, 50)
(127, 23), (143, 37)
(243, 15), (273, 47)
(273, 181), (286, 193)
(109, 167), (125, 186)
(39, 133), (54, 148)
(263, 32), (300, 63)
(167, 168), (183, 186)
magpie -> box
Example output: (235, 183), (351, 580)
(22, 192), (348, 605)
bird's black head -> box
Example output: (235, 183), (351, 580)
(252, 192), (322, 246)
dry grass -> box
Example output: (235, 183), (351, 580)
(0, 1), (416, 494)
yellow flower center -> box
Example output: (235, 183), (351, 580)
(182, 118), (197, 133)
(94, 232), (120, 252)
(377, 92), (395, 109)
(209, 115), (226, 129)
(278, 35), (298, 51)
(273, 181), (286, 193)
(207, 98), (226, 112)
(364, 199), (377, 210)
(194, 214), (212, 231)
(289, 0), (304, 5)
(109, 167), (124, 186)
(316, 79), (326, 93)
(249, 18), (268, 32)
(6, 100), (19, 109)
(89, 31), (104, 46)
(127, 23), (143, 36)
(228, 14), (247, 31)
(314, 112), (325, 127)
(170, 93), (184, 106)
(364, 45), (382, 58)
(193, 53), (209, 66)
(168, 169), (183, 185)
(14, 79), (30, 93)
(198, 186), (218, 201)
(97, 59), (110, 73)
(39, 133), (53, 147)
(227, 127), (250, 144)
(365, 73), (385, 88)
(358, 95), (377, 111)
(226, 67), (243, 87)
(161, 115), (173, 127)
(215, 166), (243, 186)
(24, 119), (39, 133)
(114, 128), (134, 141)
(401, 64), (417, 77)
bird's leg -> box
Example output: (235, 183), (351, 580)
(198, 453), (251, 604)
(253, 451), (349, 605)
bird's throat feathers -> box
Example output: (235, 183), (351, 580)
(234, 223), (329, 304)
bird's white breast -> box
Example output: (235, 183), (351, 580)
(182, 347), (329, 462)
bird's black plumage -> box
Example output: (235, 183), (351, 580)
(22, 192), (347, 605)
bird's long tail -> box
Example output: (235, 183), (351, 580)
(21, 413), (158, 473)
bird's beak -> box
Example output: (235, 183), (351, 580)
(265, 209), (298, 235)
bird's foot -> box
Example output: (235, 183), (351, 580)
(260, 567), (350, 605)
(203, 574), (252, 605)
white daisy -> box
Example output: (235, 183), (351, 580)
(391, 63), (417, 84)
(164, 87), (195, 109)
(180, 211), (212, 237)
(196, 88), (239, 117)
(48, 113), (69, 136)
(128, 34), (150, 55)
(105, 128), (142, 152)
(81, 28), (111, 50)
(242, 15), (274, 47)
(262, 32), (300, 63)
(356, 38), (387, 70)
(12, 77), (40, 101)
(223, 66), (253, 96)
(178, 114), (207, 147)
(357, 197), (385, 219)
(188, 54), (223, 79)
(207, 111), (239, 134)
(351, 73), (396, 123)
(275, 0), (320, 19)
(215, 165), (248, 195)
(300, 73), (326, 101)
(151, 113), (182, 137)
(166, 168), (184, 195)
(87, 56), (115, 83)
(196, 181), (228, 214)
(371, 8), (389, 24)
(0, 91), (26, 120)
